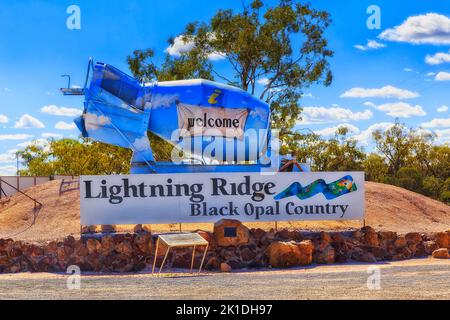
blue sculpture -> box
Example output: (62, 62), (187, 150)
(64, 60), (309, 174)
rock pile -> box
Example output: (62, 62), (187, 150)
(0, 233), (152, 273)
(0, 219), (448, 273)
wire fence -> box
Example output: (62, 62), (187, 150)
(0, 175), (76, 198)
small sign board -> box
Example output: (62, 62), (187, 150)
(152, 232), (209, 274)
(158, 233), (208, 248)
(224, 227), (237, 238)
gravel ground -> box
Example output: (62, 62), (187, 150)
(0, 258), (448, 300)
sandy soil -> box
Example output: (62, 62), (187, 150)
(0, 258), (448, 299)
(0, 179), (449, 243)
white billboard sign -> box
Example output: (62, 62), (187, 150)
(80, 172), (365, 225)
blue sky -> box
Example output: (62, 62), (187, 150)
(1, 0), (450, 175)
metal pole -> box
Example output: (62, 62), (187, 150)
(0, 179), (8, 198)
(0, 178), (43, 208)
(16, 152), (19, 192)
(198, 243), (209, 274)
(159, 247), (170, 274)
(16, 152), (19, 176)
(190, 245), (196, 273)
(152, 238), (160, 275)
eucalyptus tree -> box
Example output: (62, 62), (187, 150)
(127, 0), (333, 139)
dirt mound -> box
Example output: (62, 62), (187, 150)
(0, 180), (80, 242)
(0, 180), (448, 242)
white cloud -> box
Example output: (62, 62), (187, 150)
(16, 138), (49, 150)
(425, 50), (450, 65)
(55, 121), (77, 130)
(437, 105), (448, 113)
(0, 134), (33, 141)
(83, 113), (111, 131)
(421, 117), (450, 128)
(340, 85), (419, 99)
(435, 72), (450, 81)
(426, 72), (436, 77)
(379, 13), (450, 45)
(41, 132), (63, 139)
(0, 165), (17, 175)
(314, 124), (360, 137)
(165, 35), (195, 56)
(40, 105), (83, 117)
(249, 107), (268, 120)
(148, 93), (179, 109)
(367, 40), (386, 49)
(207, 52), (226, 61)
(363, 101), (376, 108)
(0, 114), (8, 123)
(354, 39), (386, 51)
(432, 128), (450, 143)
(0, 151), (15, 163)
(375, 102), (426, 118)
(298, 106), (373, 124)
(257, 78), (270, 86)
(403, 68), (413, 72)
(14, 114), (45, 129)
(353, 122), (395, 146)
(165, 35), (225, 61)
(0, 148), (20, 163)
(132, 136), (151, 151)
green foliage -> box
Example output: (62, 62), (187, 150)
(373, 120), (414, 174)
(441, 178), (450, 204)
(369, 121), (449, 202)
(282, 123), (449, 203)
(363, 153), (388, 182)
(422, 176), (442, 199)
(396, 167), (423, 192)
(147, 131), (176, 161)
(127, 48), (213, 82)
(18, 138), (131, 176)
(440, 191), (450, 204)
(283, 127), (365, 172)
(443, 177), (450, 191)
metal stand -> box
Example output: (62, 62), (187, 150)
(152, 233), (209, 275)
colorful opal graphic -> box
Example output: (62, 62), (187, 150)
(274, 175), (357, 201)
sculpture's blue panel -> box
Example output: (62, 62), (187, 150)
(145, 79), (270, 162)
(75, 62), (154, 162)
